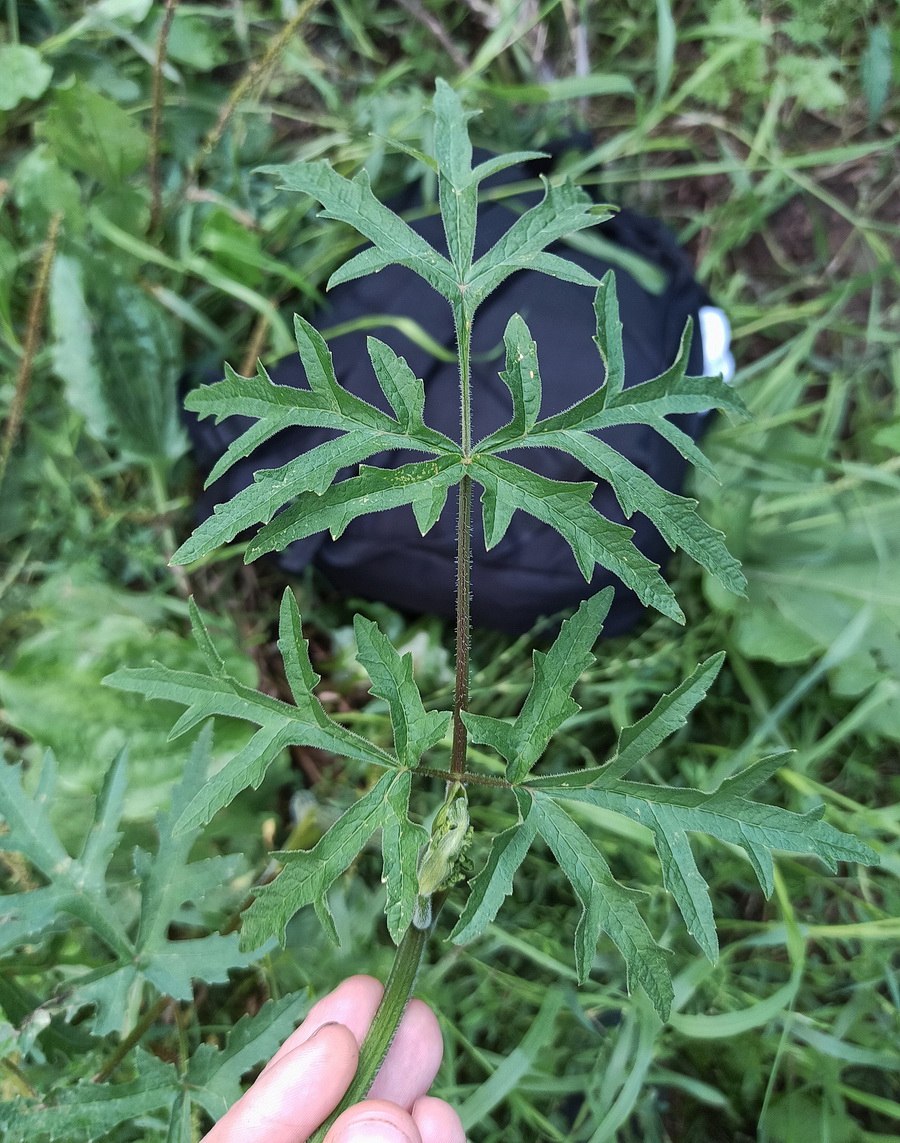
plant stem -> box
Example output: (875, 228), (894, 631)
(6, 0), (19, 43)
(307, 898), (442, 1143)
(308, 300), (475, 1139)
(150, 460), (190, 598)
(94, 994), (169, 1082)
(149, 0), (179, 233)
(0, 211), (62, 494)
(184, 0), (321, 188)
(451, 304), (474, 780)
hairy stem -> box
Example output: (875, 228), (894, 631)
(307, 300), (475, 1139)
(307, 897), (443, 1143)
(451, 304), (474, 779)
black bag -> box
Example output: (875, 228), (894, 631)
(185, 156), (714, 635)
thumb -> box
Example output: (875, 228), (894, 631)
(324, 1098), (423, 1143)
(205, 1023), (358, 1143)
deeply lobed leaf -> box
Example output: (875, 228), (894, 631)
(240, 769), (427, 949)
(257, 160), (458, 299)
(174, 323), (458, 566)
(0, 728), (260, 1037)
(105, 596), (399, 835)
(354, 615), (451, 767)
(245, 457), (466, 559)
(462, 589), (614, 783)
(529, 795), (674, 1017)
(472, 454), (685, 621)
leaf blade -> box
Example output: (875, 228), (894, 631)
(247, 457), (466, 559)
(450, 793), (537, 945)
(258, 160), (457, 299)
(471, 454), (684, 622)
(531, 795), (673, 1018)
(354, 615), (451, 766)
(463, 590), (614, 782)
(239, 771), (397, 949)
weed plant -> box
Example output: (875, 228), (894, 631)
(1, 4), (898, 1141)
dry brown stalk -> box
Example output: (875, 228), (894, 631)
(149, 0), (181, 232)
(0, 211), (64, 490)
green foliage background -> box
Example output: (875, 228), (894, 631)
(1, 2), (898, 1141)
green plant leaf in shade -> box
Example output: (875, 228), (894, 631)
(464, 180), (612, 308)
(354, 616), (451, 766)
(0, 1050), (178, 1143)
(367, 336), (428, 433)
(604, 652), (728, 782)
(592, 269), (626, 403)
(381, 771), (430, 943)
(175, 431), (380, 564)
(450, 791), (537, 945)
(49, 254), (110, 441)
(462, 589), (614, 783)
(130, 723), (258, 1003)
(246, 456), (466, 560)
(0, 728), (258, 1035)
(174, 323), (459, 565)
(39, 81), (149, 186)
(529, 795), (674, 1019)
(465, 284), (745, 602)
(240, 769), (423, 950)
(184, 991), (308, 1122)
(46, 252), (187, 462)
(544, 431), (746, 596)
(529, 752), (878, 963)
(104, 601), (400, 836)
(497, 314), (543, 435)
(257, 159), (458, 300)
(861, 25), (892, 125)
(471, 453), (684, 622)
(276, 589), (325, 715)
(90, 275), (187, 463)
(0, 751), (134, 965)
(0, 44), (53, 111)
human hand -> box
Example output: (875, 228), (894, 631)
(203, 974), (465, 1143)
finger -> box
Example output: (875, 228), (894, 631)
(411, 1096), (466, 1143)
(264, 976), (384, 1074)
(368, 999), (444, 1111)
(324, 1098), (423, 1143)
(205, 1023), (359, 1143)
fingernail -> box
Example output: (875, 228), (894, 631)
(308, 1020), (343, 1041)
(332, 1117), (412, 1142)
